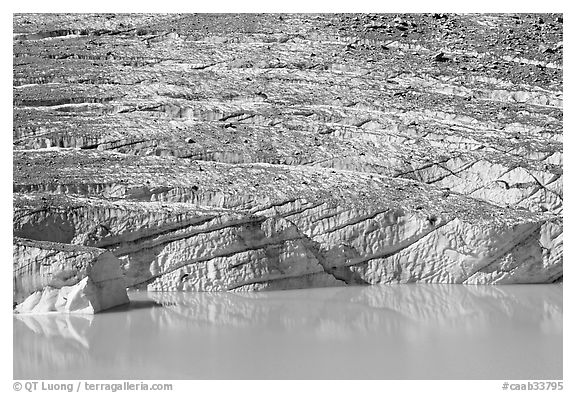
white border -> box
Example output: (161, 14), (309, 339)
(3, 3), (570, 392)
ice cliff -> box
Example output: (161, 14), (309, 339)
(13, 13), (563, 306)
(13, 237), (129, 313)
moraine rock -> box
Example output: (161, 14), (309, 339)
(13, 13), (563, 291)
(13, 237), (129, 313)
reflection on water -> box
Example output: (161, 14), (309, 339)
(14, 284), (562, 380)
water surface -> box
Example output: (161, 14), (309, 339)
(13, 284), (562, 379)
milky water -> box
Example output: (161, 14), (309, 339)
(13, 284), (562, 380)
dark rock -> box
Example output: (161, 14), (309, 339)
(432, 52), (450, 62)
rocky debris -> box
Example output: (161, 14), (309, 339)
(13, 237), (129, 312)
(432, 51), (450, 62)
(13, 14), (563, 290)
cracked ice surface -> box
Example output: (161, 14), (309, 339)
(13, 13), (562, 294)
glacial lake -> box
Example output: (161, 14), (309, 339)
(13, 284), (562, 380)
